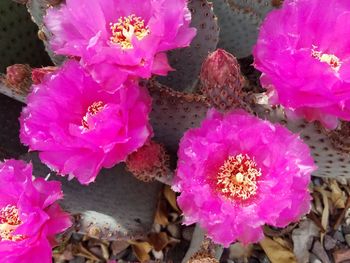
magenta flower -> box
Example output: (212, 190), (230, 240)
(0, 159), (71, 263)
(253, 0), (350, 129)
(44, 0), (196, 91)
(20, 60), (152, 185)
(173, 109), (316, 246)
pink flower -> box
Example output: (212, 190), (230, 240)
(0, 159), (71, 263)
(253, 0), (350, 129)
(173, 109), (316, 246)
(20, 60), (152, 185)
(44, 0), (196, 92)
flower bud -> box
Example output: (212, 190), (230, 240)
(126, 141), (170, 182)
(4, 64), (31, 93)
(200, 49), (245, 112)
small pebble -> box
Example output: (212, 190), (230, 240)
(342, 225), (350, 235)
(152, 249), (164, 261)
(345, 234), (350, 247)
(324, 235), (337, 250)
(89, 247), (103, 259)
(309, 253), (322, 263)
(312, 241), (330, 263)
(333, 231), (346, 243)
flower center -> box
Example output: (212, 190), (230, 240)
(311, 46), (341, 72)
(110, 14), (150, 49)
(0, 205), (24, 241)
(82, 101), (105, 129)
(216, 154), (261, 201)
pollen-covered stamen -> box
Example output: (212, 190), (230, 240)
(311, 46), (342, 72)
(0, 205), (24, 241)
(216, 154), (261, 201)
(110, 14), (150, 49)
(82, 101), (105, 129)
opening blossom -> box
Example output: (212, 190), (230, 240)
(253, 0), (350, 129)
(173, 109), (316, 246)
(20, 60), (152, 185)
(0, 160), (71, 263)
(44, 0), (196, 91)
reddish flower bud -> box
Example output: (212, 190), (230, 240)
(6, 64), (31, 86)
(200, 49), (245, 112)
(31, 67), (57, 85)
(4, 64), (32, 93)
(126, 141), (170, 182)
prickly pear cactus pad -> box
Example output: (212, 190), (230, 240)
(157, 0), (219, 92)
(22, 153), (162, 241)
(146, 80), (210, 153)
(252, 98), (350, 179)
(211, 0), (275, 58)
(0, 1), (50, 72)
(26, 0), (65, 65)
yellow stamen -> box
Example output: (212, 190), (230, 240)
(110, 14), (150, 49)
(216, 154), (261, 201)
(82, 101), (105, 129)
(311, 45), (342, 72)
(0, 205), (24, 241)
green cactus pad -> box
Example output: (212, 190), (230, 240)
(26, 0), (65, 65)
(22, 152), (162, 240)
(146, 80), (210, 153)
(252, 95), (350, 179)
(157, 0), (219, 93)
(0, 1), (51, 72)
(211, 0), (262, 59)
(227, 0), (276, 19)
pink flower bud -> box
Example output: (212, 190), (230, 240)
(5, 64), (31, 86)
(4, 64), (32, 93)
(126, 141), (170, 182)
(200, 49), (245, 112)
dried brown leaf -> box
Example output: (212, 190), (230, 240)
(312, 192), (323, 215)
(329, 180), (346, 209)
(315, 187), (330, 243)
(292, 220), (319, 263)
(260, 236), (297, 263)
(100, 243), (109, 260)
(148, 232), (170, 251)
(164, 185), (180, 212)
(74, 243), (101, 261)
(129, 241), (153, 262)
(229, 242), (253, 259)
(273, 237), (292, 251)
(111, 240), (130, 256)
(155, 200), (169, 226)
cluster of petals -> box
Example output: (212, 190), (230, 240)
(253, 0), (350, 129)
(44, 0), (196, 91)
(20, 60), (152, 185)
(0, 159), (71, 263)
(173, 109), (316, 246)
